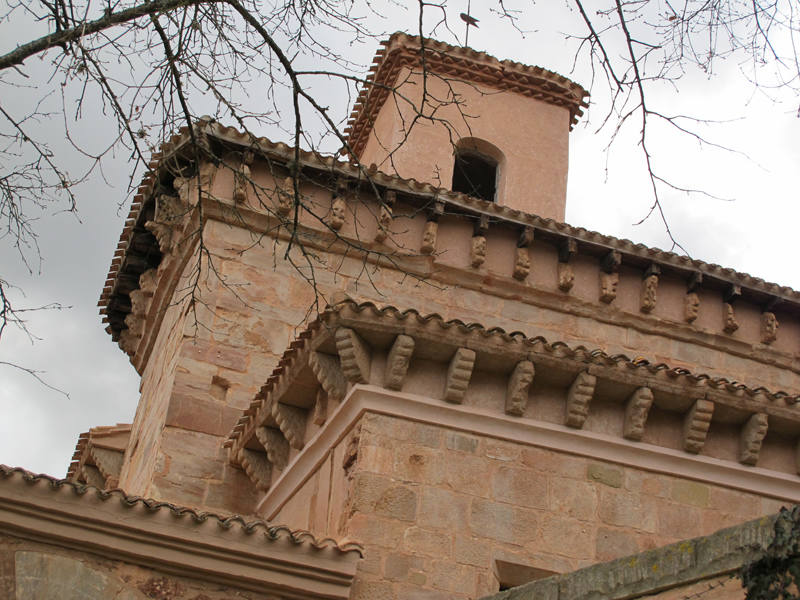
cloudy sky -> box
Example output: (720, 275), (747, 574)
(1, 2), (798, 478)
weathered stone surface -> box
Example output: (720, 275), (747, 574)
(335, 327), (371, 383)
(271, 401), (307, 450)
(237, 447), (272, 490)
(739, 412), (768, 465)
(309, 351), (347, 401)
(761, 312), (778, 344)
(385, 334), (415, 390)
(683, 399), (714, 454)
(329, 197), (346, 230)
(443, 348), (475, 404)
(684, 292), (700, 323)
(471, 235), (487, 268)
(623, 387), (654, 441)
(599, 272), (619, 304)
(640, 274), (658, 313)
(587, 463), (623, 488)
(513, 246), (530, 280)
(505, 360), (535, 416)
(565, 371), (596, 428)
(276, 176), (293, 215)
(723, 302), (739, 334)
(421, 220), (438, 254)
(375, 205), (393, 243)
(482, 514), (776, 600)
(255, 425), (289, 471)
(557, 262), (574, 292)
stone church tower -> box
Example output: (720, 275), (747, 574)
(60, 32), (800, 598)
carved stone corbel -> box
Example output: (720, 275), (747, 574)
(124, 312), (145, 338)
(233, 150), (253, 204)
(761, 312), (778, 344)
(375, 192), (395, 243)
(623, 387), (654, 441)
(384, 334), (415, 390)
(565, 371), (596, 428)
(129, 289), (152, 318)
(599, 251), (621, 304)
(505, 360), (535, 416)
(311, 389), (328, 426)
(471, 235), (487, 268)
(420, 202), (444, 255)
(255, 426), (290, 472)
(276, 176), (293, 216)
(513, 227), (534, 281)
(443, 347), (476, 404)
(308, 351), (347, 402)
(557, 239), (577, 292)
(118, 328), (141, 357)
(683, 399), (714, 453)
(685, 272), (702, 323)
(640, 264), (660, 313)
(138, 269), (158, 295)
(335, 327), (371, 383)
(723, 285), (741, 334)
(237, 448), (272, 491)
(271, 402), (307, 451)
(739, 412), (768, 465)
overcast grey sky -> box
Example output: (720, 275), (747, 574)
(1, 1), (799, 478)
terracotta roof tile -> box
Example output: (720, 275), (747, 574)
(0, 465), (363, 556)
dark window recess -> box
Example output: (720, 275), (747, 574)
(452, 151), (497, 202)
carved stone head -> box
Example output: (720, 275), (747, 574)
(684, 292), (700, 323)
(761, 311), (778, 344)
(599, 272), (619, 303)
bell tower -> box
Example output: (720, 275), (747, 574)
(345, 33), (588, 221)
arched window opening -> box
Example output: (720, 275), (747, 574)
(452, 149), (498, 202)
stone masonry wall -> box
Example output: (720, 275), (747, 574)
(0, 533), (281, 600)
(336, 412), (788, 599)
(117, 164), (800, 511)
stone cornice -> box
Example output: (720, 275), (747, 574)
(480, 512), (778, 600)
(98, 121), (800, 356)
(226, 299), (800, 505)
(256, 386), (800, 520)
(343, 32), (590, 157)
(0, 465), (361, 599)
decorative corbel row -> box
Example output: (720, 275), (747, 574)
(723, 285), (741, 334)
(334, 327), (371, 384)
(420, 201), (445, 255)
(255, 425), (290, 472)
(685, 272), (702, 324)
(271, 402), (307, 451)
(623, 387), (654, 441)
(328, 179), (348, 231)
(443, 347), (476, 404)
(640, 264), (660, 314)
(683, 399), (714, 453)
(739, 412), (768, 465)
(470, 215), (490, 268)
(232, 150), (254, 204)
(237, 448), (273, 491)
(565, 371), (597, 428)
(505, 360), (535, 416)
(374, 190), (396, 243)
(599, 251), (621, 304)
(557, 239), (577, 292)
(513, 227), (534, 281)
(308, 351), (347, 402)
(384, 334), (415, 390)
